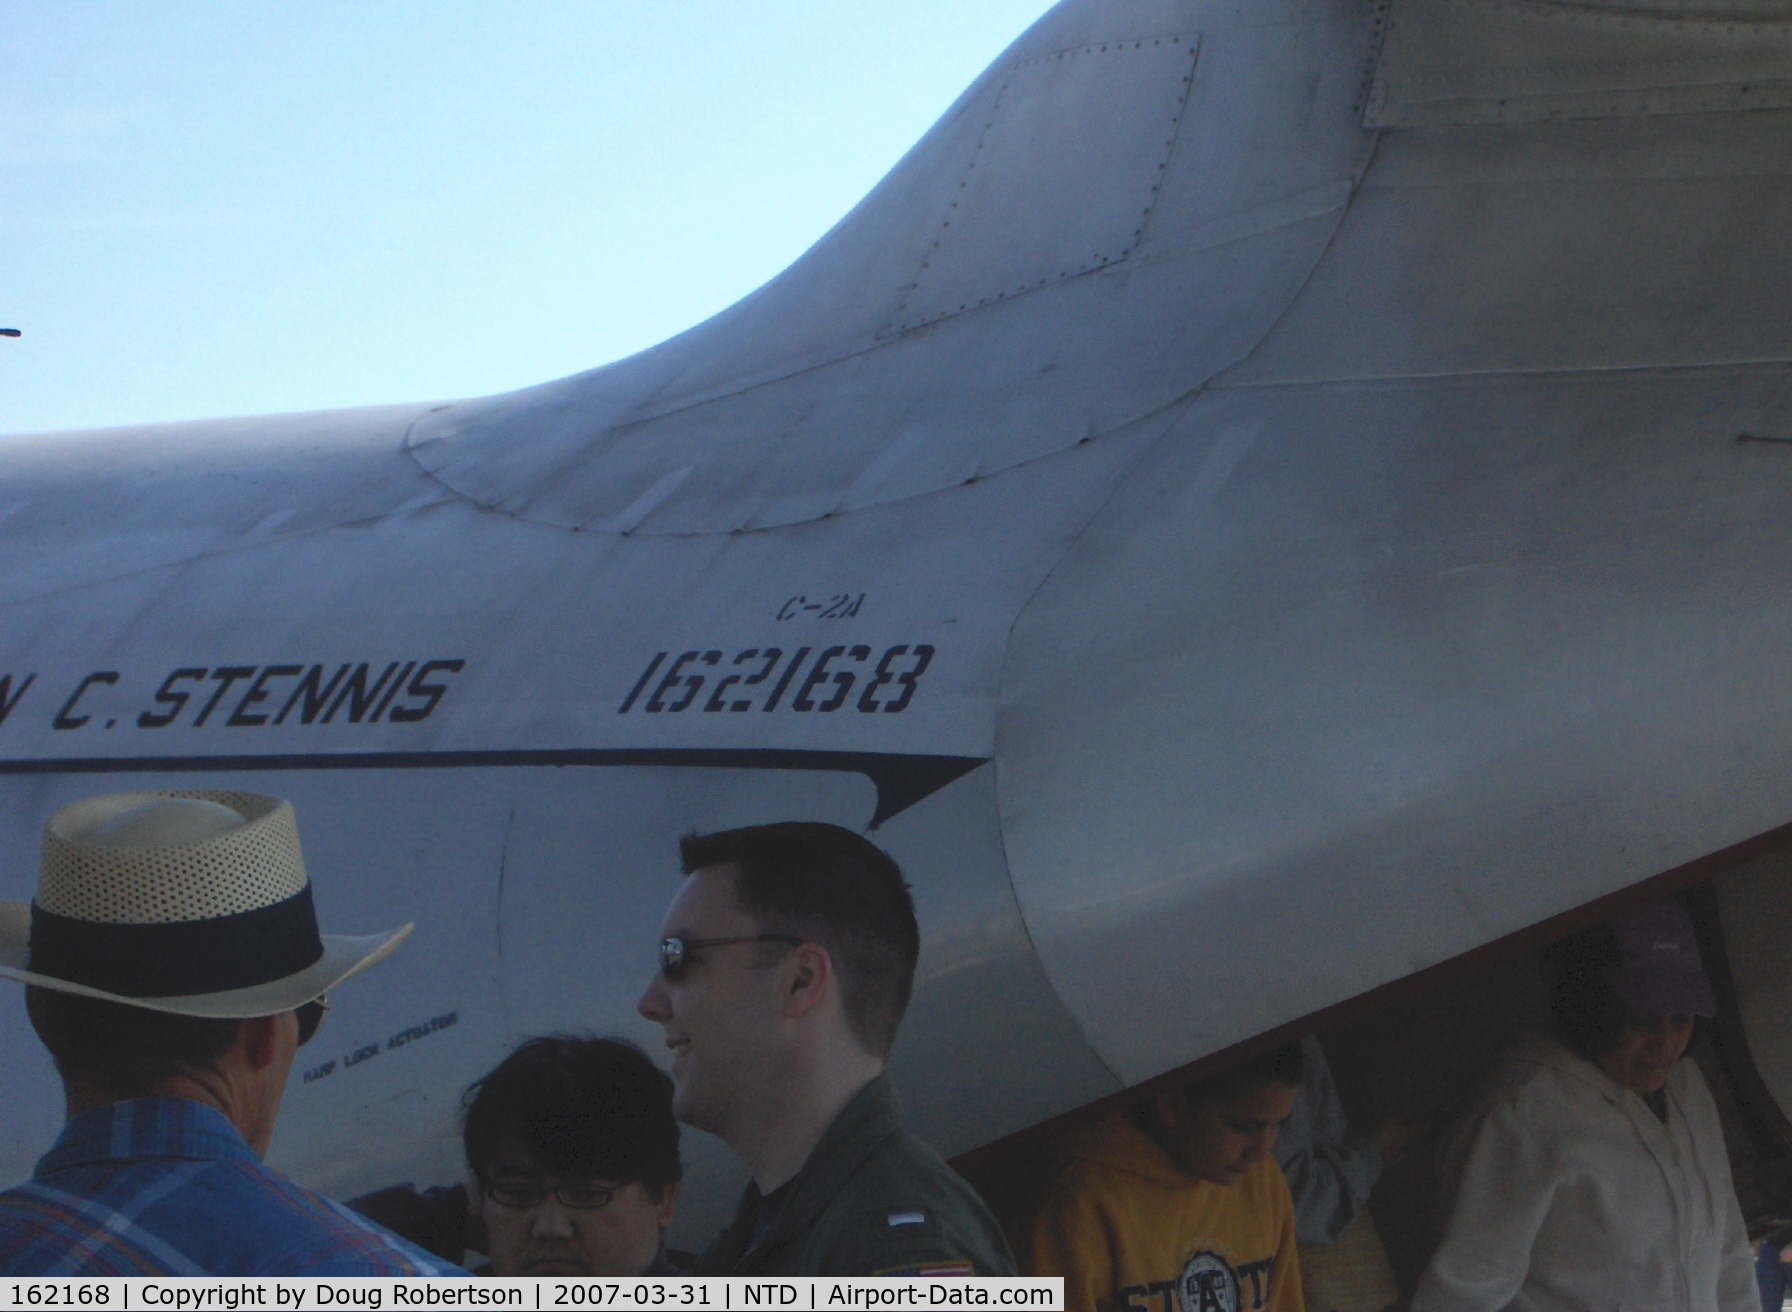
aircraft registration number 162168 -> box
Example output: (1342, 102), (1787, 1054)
(618, 644), (935, 716)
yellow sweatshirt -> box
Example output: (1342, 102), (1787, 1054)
(1029, 1111), (1303, 1312)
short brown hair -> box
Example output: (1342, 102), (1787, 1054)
(680, 822), (919, 1058)
(27, 985), (241, 1094)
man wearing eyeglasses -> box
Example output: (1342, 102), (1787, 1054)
(0, 791), (465, 1276)
(636, 821), (1013, 1278)
(465, 1035), (683, 1277)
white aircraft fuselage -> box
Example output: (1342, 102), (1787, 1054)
(5, 0), (1792, 1242)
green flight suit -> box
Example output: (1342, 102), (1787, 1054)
(696, 1074), (1015, 1277)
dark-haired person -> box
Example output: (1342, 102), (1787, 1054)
(467, 1036), (682, 1276)
(353, 1035), (684, 1276)
(1412, 899), (1754, 1312)
(635, 821), (1013, 1277)
(1029, 1044), (1306, 1312)
(0, 791), (464, 1276)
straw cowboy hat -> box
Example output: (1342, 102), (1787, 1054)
(0, 790), (412, 1018)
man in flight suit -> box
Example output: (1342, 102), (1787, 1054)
(637, 821), (1013, 1277)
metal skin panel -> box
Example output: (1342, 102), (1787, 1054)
(889, 36), (1200, 331)
(0, 405), (450, 606)
(6, 0), (1792, 1245)
(1366, 0), (1792, 126)
(1001, 370), (1792, 1082)
(1226, 111), (1792, 385)
(402, 1), (1377, 533)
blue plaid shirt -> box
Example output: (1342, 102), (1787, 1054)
(0, 1098), (469, 1276)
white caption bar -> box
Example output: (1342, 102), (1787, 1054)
(0, 1278), (1063, 1312)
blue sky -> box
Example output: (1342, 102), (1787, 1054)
(1, 2), (1051, 435)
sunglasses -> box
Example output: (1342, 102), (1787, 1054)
(296, 995), (329, 1047)
(658, 934), (802, 982)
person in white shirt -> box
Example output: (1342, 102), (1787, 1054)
(1412, 898), (1755, 1312)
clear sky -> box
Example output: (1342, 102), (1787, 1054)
(1, 2), (1053, 436)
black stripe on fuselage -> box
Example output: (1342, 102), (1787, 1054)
(0, 748), (988, 829)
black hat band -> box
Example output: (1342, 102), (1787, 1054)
(27, 884), (325, 999)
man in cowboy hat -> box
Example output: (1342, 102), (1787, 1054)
(0, 790), (467, 1276)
